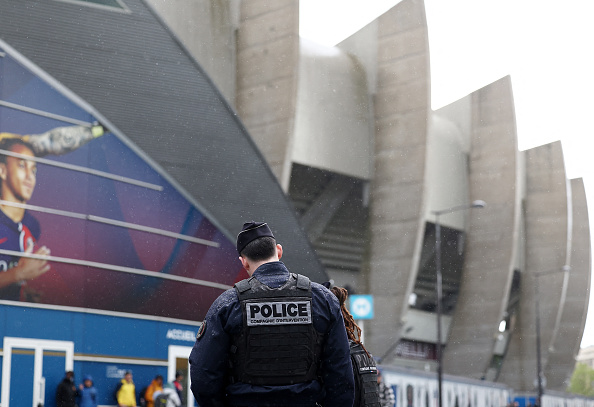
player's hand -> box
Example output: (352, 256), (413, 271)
(91, 121), (109, 137)
(15, 243), (51, 281)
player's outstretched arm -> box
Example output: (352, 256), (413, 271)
(24, 124), (107, 157)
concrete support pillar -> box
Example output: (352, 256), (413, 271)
(443, 76), (520, 379)
(498, 142), (569, 391)
(545, 178), (591, 390)
(235, 0), (300, 189)
(367, 0), (431, 356)
(144, 0), (239, 104)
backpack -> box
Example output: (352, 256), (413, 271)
(113, 382), (123, 402)
(138, 386), (148, 407)
(154, 393), (169, 407)
(350, 341), (380, 407)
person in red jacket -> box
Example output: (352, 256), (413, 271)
(172, 371), (184, 403)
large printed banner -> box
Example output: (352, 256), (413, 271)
(0, 48), (245, 321)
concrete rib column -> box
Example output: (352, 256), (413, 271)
(443, 76), (520, 379)
(367, 0), (431, 356)
(498, 142), (569, 391)
(545, 178), (591, 390)
(236, 0), (300, 189)
(145, 0), (238, 104)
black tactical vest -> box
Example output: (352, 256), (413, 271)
(229, 273), (324, 386)
(350, 341), (381, 407)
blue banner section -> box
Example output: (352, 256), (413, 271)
(0, 48), (245, 321)
(0, 303), (199, 407)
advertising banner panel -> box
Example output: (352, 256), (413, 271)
(0, 48), (245, 321)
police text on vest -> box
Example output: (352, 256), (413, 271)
(246, 301), (312, 326)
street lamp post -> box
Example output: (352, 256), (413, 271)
(534, 274), (543, 407)
(533, 265), (570, 407)
(432, 200), (486, 407)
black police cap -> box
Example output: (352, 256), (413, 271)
(236, 222), (275, 254)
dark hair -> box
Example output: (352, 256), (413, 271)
(155, 374), (163, 380)
(240, 236), (276, 261)
(330, 286), (370, 356)
(0, 138), (36, 163)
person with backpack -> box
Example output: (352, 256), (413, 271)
(145, 375), (164, 407)
(330, 285), (381, 407)
(153, 383), (181, 407)
(116, 371), (137, 407)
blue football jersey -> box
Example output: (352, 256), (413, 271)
(0, 209), (41, 300)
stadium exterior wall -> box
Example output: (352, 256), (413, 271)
(125, 0), (590, 394)
(0, 0), (590, 399)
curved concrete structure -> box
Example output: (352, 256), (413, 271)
(145, 0), (238, 104)
(499, 142), (569, 391)
(367, 0), (432, 356)
(292, 39), (373, 180)
(425, 109), (471, 229)
(235, 0), (300, 189)
(141, 0), (591, 387)
(443, 76), (521, 379)
(545, 178), (591, 390)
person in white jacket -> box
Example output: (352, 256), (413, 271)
(152, 383), (181, 407)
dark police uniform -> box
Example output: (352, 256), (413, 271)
(0, 209), (40, 301)
(189, 261), (354, 407)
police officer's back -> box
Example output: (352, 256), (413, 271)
(189, 222), (355, 407)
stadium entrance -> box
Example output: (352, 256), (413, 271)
(2, 337), (74, 407)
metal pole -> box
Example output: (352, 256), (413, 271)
(435, 216), (443, 407)
(535, 276), (543, 407)
(431, 200), (485, 407)
(0, 99), (93, 126)
(359, 320), (365, 344)
(532, 266), (569, 407)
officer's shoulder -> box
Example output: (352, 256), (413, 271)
(208, 287), (239, 314)
(309, 280), (328, 293)
(309, 279), (330, 293)
(310, 281), (339, 304)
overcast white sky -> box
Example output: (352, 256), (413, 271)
(300, 0), (594, 349)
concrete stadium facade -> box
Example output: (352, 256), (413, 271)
(0, 0), (588, 396)
(149, 0), (591, 391)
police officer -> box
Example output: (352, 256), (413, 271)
(189, 222), (355, 407)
